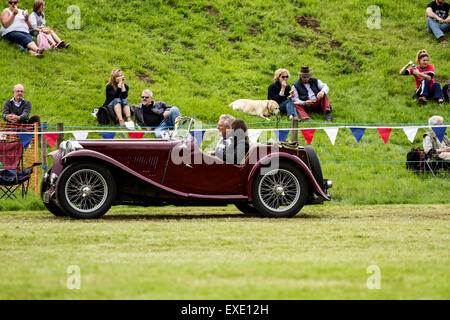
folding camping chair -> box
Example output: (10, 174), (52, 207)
(0, 141), (41, 199)
(424, 152), (450, 178)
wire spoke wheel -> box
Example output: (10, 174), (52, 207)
(65, 169), (108, 213)
(258, 169), (300, 212)
(252, 161), (309, 218)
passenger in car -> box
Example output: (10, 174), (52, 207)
(223, 118), (250, 165)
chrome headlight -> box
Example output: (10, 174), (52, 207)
(59, 139), (83, 157)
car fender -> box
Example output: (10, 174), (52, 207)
(62, 149), (247, 200)
(246, 152), (330, 201)
(63, 149), (192, 198)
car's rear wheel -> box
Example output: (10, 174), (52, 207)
(234, 202), (261, 216)
(40, 178), (66, 217)
(56, 162), (116, 219)
(252, 161), (308, 218)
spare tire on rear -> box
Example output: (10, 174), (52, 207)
(305, 146), (323, 189)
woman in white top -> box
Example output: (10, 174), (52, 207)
(1, 0), (43, 57)
(29, 0), (69, 49)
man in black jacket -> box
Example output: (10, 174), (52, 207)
(292, 66), (332, 123)
(267, 69), (298, 120)
(2, 84), (40, 124)
(134, 89), (181, 138)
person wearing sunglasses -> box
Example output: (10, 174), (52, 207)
(134, 89), (182, 138)
(267, 69), (298, 120)
(1, 0), (43, 57)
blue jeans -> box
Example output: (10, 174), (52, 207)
(278, 99), (298, 118)
(3, 31), (34, 47)
(416, 80), (444, 100)
(154, 107), (181, 138)
(427, 17), (450, 40)
(108, 98), (129, 108)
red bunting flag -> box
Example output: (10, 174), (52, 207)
(377, 128), (392, 144)
(300, 129), (316, 145)
(128, 132), (145, 139)
(44, 133), (59, 148)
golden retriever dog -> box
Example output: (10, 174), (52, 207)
(228, 99), (280, 121)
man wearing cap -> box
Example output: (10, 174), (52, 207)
(2, 84), (40, 124)
(291, 66), (333, 123)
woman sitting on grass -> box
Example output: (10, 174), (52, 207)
(399, 49), (444, 105)
(29, 0), (69, 49)
(1, 0), (43, 57)
(103, 68), (132, 127)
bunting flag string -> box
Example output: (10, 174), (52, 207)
(43, 133), (59, 148)
(323, 128), (339, 145)
(4, 125), (448, 150)
(100, 132), (116, 139)
(190, 130), (206, 147)
(17, 133), (33, 150)
(350, 128), (365, 143)
(128, 132), (145, 139)
(274, 129), (290, 142)
(431, 126), (447, 143)
(376, 128), (392, 145)
(300, 129), (316, 145)
(72, 131), (89, 140)
(403, 127), (418, 143)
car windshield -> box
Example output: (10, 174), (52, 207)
(172, 117), (194, 140)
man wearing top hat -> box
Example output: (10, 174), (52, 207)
(291, 66), (333, 123)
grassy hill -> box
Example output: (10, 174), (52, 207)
(0, 0), (449, 209)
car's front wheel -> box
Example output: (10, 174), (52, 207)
(56, 162), (116, 219)
(252, 161), (309, 218)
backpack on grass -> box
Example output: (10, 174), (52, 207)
(406, 147), (424, 173)
(96, 105), (117, 125)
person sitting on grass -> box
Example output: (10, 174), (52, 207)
(291, 66), (333, 123)
(102, 68), (132, 127)
(399, 49), (444, 105)
(1, 0), (43, 57)
(267, 69), (298, 121)
(134, 89), (182, 138)
(29, 0), (69, 49)
(423, 115), (450, 161)
(426, 0), (450, 44)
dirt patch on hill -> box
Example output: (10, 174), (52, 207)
(434, 77), (448, 84)
(295, 16), (321, 33)
(330, 40), (342, 48)
(203, 6), (219, 17)
(290, 37), (312, 47)
(136, 72), (155, 85)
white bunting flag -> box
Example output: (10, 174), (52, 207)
(403, 127), (418, 143)
(248, 129), (262, 145)
(72, 131), (89, 140)
(323, 128), (339, 145)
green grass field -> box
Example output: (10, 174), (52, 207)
(1, 0), (449, 300)
(0, 204), (448, 299)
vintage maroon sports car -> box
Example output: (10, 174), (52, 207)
(41, 118), (332, 219)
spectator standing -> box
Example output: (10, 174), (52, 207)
(134, 90), (182, 138)
(1, 0), (43, 57)
(291, 66), (332, 123)
(267, 69), (298, 120)
(29, 0), (69, 49)
(399, 49), (444, 105)
(2, 84), (40, 124)
(103, 68), (132, 127)
(426, 0), (450, 44)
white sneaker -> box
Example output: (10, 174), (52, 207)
(125, 121), (135, 130)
